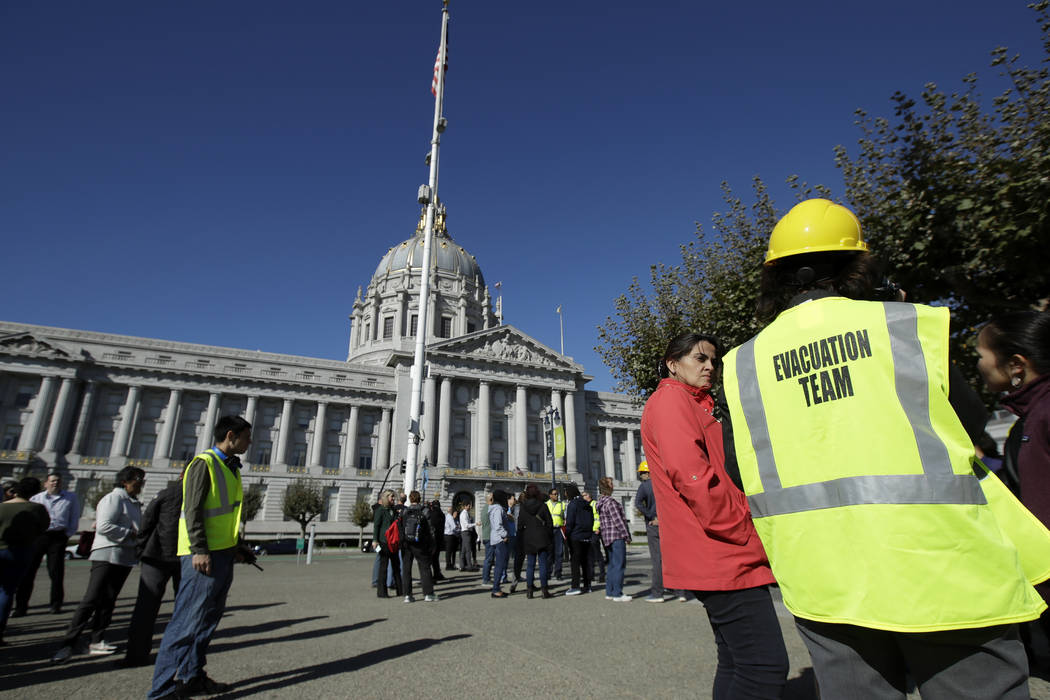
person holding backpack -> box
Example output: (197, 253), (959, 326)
(372, 490), (402, 599)
(400, 491), (437, 603)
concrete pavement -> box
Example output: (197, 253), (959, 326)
(3, 548), (1048, 699)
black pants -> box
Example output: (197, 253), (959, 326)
(125, 558), (181, 663)
(694, 585), (789, 700)
(376, 547), (402, 597)
(15, 530), (68, 612)
(569, 539), (592, 591)
(512, 534), (525, 581)
(587, 533), (606, 579)
(444, 535), (458, 569)
(60, 561), (132, 648)
(401, 545), (434, 597)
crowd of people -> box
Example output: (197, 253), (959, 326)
(3, 199), (1049, 699)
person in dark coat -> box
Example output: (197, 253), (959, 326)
(372, 491), (402, 598)
(426, 500), (445, 582)
(121, 481), (183, 667)
(562, 484), (594, 596)
(517, 484), (554, 599)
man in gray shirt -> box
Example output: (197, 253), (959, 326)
(15, 471), (80, 615)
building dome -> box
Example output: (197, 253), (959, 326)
(371, 207), (485, 288)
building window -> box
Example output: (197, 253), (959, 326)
(382, 316), (394, 339)
(15, 387), (33, 408)
(254, 441), (272, 465)
(452, 449), (466, 468)
(358, 449), (373, 470)
(1, 425), (22, 450)
(407, 314), (418, 336)
(135, 434), (156, 460)
(437, 316), (452, 338)
(467, 322), (476, 334)
(178, 437), (197, 461)
(291, 444), (307, 466)
(321, 487), (339, 522)
(363, 325), (370, 341)
(528, 453), (541, 471)
(491, 420), (504, 440)
(92, 431), (114, 458)
(325, 447), (341, 469)
(492, 451), (504, 469)
(453, 417), (466, 436)
(528, 424), (539, 442)
(590, 430), (600, 449)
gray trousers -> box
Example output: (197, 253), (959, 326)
(646, 523), (662, 594)
(795, 618), (1030, 699)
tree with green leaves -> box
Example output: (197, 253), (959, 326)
(240, 484), (264, 525)
(351, 499), (373, 547)
(596, 178), (791, 397)
(835, 1), (1050, 397)
(281, 478), (323, 539)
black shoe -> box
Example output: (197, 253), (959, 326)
(49, 607), (62, 614)
(182, 673), (231, 696)
(491, 591), (508, 599)
(542, 588), (554, 599)
(10, 609), (26, 618)
(115, 656), (150, 668)
(509, 581), (518, 594)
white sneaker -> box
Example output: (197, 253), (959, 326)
(424, 594), (439, 602)
(645, 595), (665, 603)
(678, 595), (689, 602)
(565, 589), (582, 596)
(403, 595), (414, 603)
(88, 642), (116, 656)
(605, 595), (614, 600)
(613, 595), (633, 602)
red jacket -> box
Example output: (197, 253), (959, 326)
(640, 378), (775, 591)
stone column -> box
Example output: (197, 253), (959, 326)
(437, 378), (451, 468)
(244, 395), (258, 427)
(154, 388), (183, 461)
(309, 401), (328, 468)
(42, 377), (76, 453)
(515, 385), (527, 471)
(18, 375), (56, 451)
(275, 398), (294, 465)
(342, 405), (359, 470)
(564, 389), (578, 475)
(377, 408), (392, 470)
(111, 385), (141, 459)
(552, 389), (565, 473)
(604, 427), (616, 479)
(196, 392), (221, 454)
(422, 376), (437, 465)
(476, 381), (490, 469)
(70, 380), (98, 455)
(394, 291), (406, 338)
(625, 429), (637, 478)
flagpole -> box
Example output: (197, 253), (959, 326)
(558, 305), (564, 355)
(404, 0), (450, 496)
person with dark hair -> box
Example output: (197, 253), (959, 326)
(457, 502), (476, 570)
(0, 478), (50, 644)
(51, 467), (145, 663)
(722, 198), (1044, 698)
(148, 416), (251, 699)
(519, 483), (554, 598)
(977, 310), (1050, 658)
(596, 477), (631, 602)
(372, 490), (402, 599)
(562, 483), (593, 596)
(2, 478), (18, 502)
(121, 478), (184, 667)
(400, 491), (437, 603)
(545, 488), (565, 580)
(488, 490), (511, 598)
(643, 330), (788, 698)
(15, 471), (80, 617)
(443, 503), (460, 570)
(426, 500), (445, 582)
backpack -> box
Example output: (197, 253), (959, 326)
(402, 507), (425, 544)
(384, 518), (401, 553)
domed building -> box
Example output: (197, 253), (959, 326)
(0, 205), (646, 540)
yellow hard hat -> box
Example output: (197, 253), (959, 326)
(637, 461), (649, 474)
(765, 199), (868, 264)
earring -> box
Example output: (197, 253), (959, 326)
(1011, 375), (1023, 388)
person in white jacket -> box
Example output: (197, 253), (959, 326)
(458, 503), (476, 570)
(50, 466), (144, 664)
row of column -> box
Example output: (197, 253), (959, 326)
(601, 426), (639, 479)
(19, 376), (395, 472)
(429, 376), (579, 474)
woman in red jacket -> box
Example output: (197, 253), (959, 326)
(641, 331), (788, 700)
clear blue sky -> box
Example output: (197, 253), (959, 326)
(2, 1), (1044, 391)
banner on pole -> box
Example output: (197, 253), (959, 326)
(554, 425), (565, 459)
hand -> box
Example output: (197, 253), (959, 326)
(651, 517), (658, 526)
(192, 553), (212, 575)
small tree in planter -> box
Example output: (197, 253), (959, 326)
(281, 478), (323, 541)
(351, 499), (373, 549)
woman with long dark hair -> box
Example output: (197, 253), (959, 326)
(517, 483), (554, 599)
(641, 331), (788, 699)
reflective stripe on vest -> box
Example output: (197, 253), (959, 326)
(204, 449), (238, 518)
(736, 302), (985, 518)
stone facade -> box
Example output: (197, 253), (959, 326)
(0, 209), (645, 539)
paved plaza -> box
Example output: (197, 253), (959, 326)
(3, 548), (1050, 699)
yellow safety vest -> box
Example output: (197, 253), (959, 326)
(177, 449), (243, 555)
(723, 298), (1046, 632)
(547, 500), (565, 527)
(590, 501), (600, 533)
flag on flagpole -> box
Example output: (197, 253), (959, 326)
(431, 28), (448, 95)
(556, 305), (562, 313)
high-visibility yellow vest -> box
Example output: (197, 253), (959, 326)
(590, 501), (600, 533)
(177, 449), (243, 555)
(723, 298), (1046, 633)
(547, 500), (565, 527)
